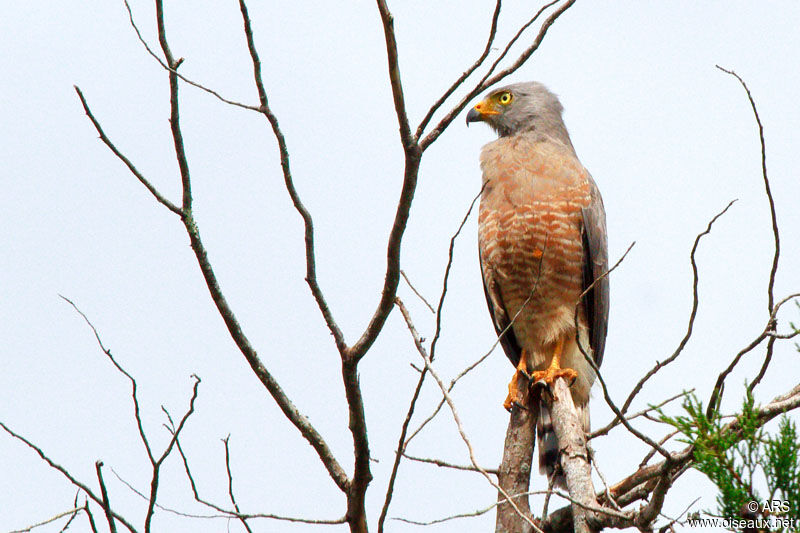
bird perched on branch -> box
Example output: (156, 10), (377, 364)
(467, 82), (609, 486)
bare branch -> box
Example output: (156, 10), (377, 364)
(707, 292), (800, 418)
(415, 0), (503, 138)
(588, 389), (694, 440)
(95, 461), (118, 533)
(539, 378), (598, 533)
(222, 435), (253, 533)
(395, 298), (543, 533)
(713, 66), (781, 394)
(121, 0), (260, 111)
(60, 295), (154, 463)
(715, 66), (778, 314)
(540, 383), (800, 532)
(402, 453), (498, 475)
(83, 501), (99, 533)
(419, 0), (576, 151)
(8, 507), (85, 533)
(474, 0), (561, 90)
(400, 270), (435, 314)
(0, 422), (139, 533)
(57, 492), (83, 533)
(582, 350), (673, 460)
(143, 376), (201, 532)
(237, 0), (347, 354)
(378, 187), (482, 531)
(496, 384), (537, 532)
(374, 0), (414, 149)
(74, 86), (181, 216)
(638, 429), (681, 469)
(393, 502), (500, 526)
(153, 0), (191, 213)
(616, 201), (736, 419)
(398, 487), (631, 528)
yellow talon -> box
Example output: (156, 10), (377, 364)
(531, 337), (577, 400)
(503, 349), (530, 411)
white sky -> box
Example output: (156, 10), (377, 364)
(2, 1), (799, 531)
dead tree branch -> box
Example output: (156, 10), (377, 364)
(538, 383), (800, 532)
(539, 379), (598, 533)
(419, 0), (576, 151)
(714, 66), (780, 394)
(613, 200), (736, 421)
(496, 385), (537, 533)
(395, 297), (543, 533)
(378, 186), (483, 530)
(8, 507), (89, 533)
(402, 453), (499, 475)
(415, 0), (503, 138)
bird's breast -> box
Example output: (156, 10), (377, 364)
(478, 171), (591, 348)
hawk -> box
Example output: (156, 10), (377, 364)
(466, 82), (609, 485)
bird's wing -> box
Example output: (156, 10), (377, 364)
(581, 174), (610, 368)
(480, 249), (523, 367)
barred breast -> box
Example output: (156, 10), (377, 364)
(477, 135), (591, 371)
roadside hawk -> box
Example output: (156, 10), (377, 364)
(466, 82), (609, 486)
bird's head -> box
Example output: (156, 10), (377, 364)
(466, 81), (567, 140)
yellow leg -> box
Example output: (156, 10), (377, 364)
(531, 336), (577, 400)
(503, 350), (530, 411)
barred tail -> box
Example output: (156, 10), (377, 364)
(537, 402), (590, 488)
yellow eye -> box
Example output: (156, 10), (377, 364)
(498, 92), (513, 105)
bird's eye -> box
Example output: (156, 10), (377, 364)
(498, 92), (513, 105)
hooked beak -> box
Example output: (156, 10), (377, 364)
(465, 98), (499, 126)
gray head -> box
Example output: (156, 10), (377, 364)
(466, 82), (572, 146)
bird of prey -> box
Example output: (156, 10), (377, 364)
(467, 82), (609, 485)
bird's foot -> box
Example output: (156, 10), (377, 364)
(503, 368), (531, 412)
(531, 366), (577, 401)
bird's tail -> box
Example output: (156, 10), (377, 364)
(537, 403), (590, 489)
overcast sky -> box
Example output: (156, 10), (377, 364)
(2, 1), (799, 532)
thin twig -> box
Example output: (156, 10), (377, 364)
(638, 430), (681, 469)
(475, 0), (561, 90)
(616, 201), (736, 419)
(8, 507), (85, 533)
(378, 187), (482, 531)
(83, 501), (99, 533)
(419, 0), (576, 151)
(238, 0), (346, 354)
(713, 66), (781, 394)
(122, 0), (260, 112)
(400, 270), (435, 314)
(395, 487), (631, 527)
(402, 453), (499, 475)
(589, 389), (694, 440)
(62, 295), (201, 530)
(60, 295), (154, 463)
(143, 375), (201, 531)
(95, 461), (118, 533)
(113, 466), (346, 524)
(0, 422), (139, 533)
(74, 86), (181, 216)
(374, 0), (414, 148)
(57, 492), (82, 533)
(415, 0), (503, 138)
(707, 292), (800, 417)
(395, 298), (543, 533)
(223, 435), (253, 533)
(715, 66), (778, 314)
